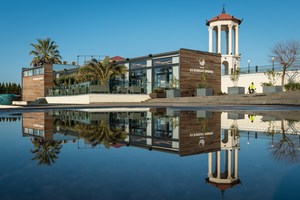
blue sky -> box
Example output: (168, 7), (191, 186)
(1, 0), (300, 83)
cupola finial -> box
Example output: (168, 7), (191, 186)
(222, 4), (226, 13)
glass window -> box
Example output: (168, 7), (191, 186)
(129, 69), (147, 90)
(34, 67), (44, 75)
(28, 70), (33, 76)
(23, 71), (29, 77)
(153, 66), (173, 88)
(153, 57), (172, 66)
(28, 128), (33, 134)
(130, 60), (147, 70)
(38, 130), (45, 137)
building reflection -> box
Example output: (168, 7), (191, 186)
(206, 125), (241, 195)
(21, 109), (300, 192)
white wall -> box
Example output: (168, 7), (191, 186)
(221, 112), (300, 135)
(45, 94), (150, 104)
(221, 70), (300, 93)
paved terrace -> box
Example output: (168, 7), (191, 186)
(147, 91), (300, 106)
(0, 91), (299, 112)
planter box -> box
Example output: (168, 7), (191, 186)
(166, 89), (181, 98)
(197, 110), (213, 118)
(228, 87), (245, 95)
(166, 108), (180, 116)
(149, 93), (166, 98)
(89, 85), (109, 93)
(227, 112), (245, 120)
(262, 86), (282, 94)
(197, 88), (214, 96)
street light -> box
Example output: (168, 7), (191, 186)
(247, 60), (251, 73)
(272, 57), (275, 71)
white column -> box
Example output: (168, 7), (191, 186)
(215, 28), (218, 53)
(217, 25), (221, 54)
(235, 25), (239, 55)
(146, 111), (152, 145)
(208, 152), (212, 177)
(234, 149), (238, 178)
(208, 26), (213, 53)
(225, 29), (228, 54)
(228, 25), (232, 54)
(227, 150), (232, 179)
(217, 151), (221, 178)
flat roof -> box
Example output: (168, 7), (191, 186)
(117, 48), (220, 63)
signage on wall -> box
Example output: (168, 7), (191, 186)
(189, 57), (213, 74)
(33, 77), (44, 81)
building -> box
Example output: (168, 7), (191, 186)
(22, 9), (252, 102)
(116, 48), (221, 97)
(21, 63), (78, 102)
(206, 8), (242, 75)
(21, 49), (221, 102)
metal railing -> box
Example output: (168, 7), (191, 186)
(239, 64), (300, 74)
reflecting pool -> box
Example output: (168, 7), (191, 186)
(0, 108), (300, 200)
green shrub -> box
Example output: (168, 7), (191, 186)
(284, 82), (300, 91)
(153, 87), (165, 94)
(261, 82), (272, 87)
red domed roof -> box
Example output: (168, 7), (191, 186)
(206, 12), (242, 26)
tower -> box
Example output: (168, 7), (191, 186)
(206, 7), (242, 75)
(205, 125), (241, 197)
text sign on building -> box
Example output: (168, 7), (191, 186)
(189, 57), (214, 74)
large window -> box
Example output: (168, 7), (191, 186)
(130, 69), (146, 86)
(130, 60), (147, 70)
(153, 66), (173, 88)
(153, 57), (172, 66)
(23, 67), (44, 77)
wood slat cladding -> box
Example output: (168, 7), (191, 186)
(179, 49), (221, 97)
(22, 64), (53, 101)
(179, 111), (221, 156)
(22, 112), (54, 140)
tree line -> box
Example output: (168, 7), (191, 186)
(0, 83), (22, 95)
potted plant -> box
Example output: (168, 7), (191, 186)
(227, 68), (245, 95)
(197, 71), (213, 96)
(150, 87), (166, 98)
(166, 76), (180, 98)
(261, 70), (282, 93)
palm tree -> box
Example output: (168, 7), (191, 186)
(77, 120), (127, 148)
(76, 56), (127, 85)
(30, 138), (63, 166)
(30, 38), (62, 67)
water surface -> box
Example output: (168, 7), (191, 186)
(0, 108), (299, 200)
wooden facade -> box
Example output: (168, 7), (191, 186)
(22, 64), (53, 101)
(179, 111), (221, 156)
(179, 49), (221, 97)
(22, 112), (54, 141)
(117, 48), (221, 97)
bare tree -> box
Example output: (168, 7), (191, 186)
(271, 40), (300, 87)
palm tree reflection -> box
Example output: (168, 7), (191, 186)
(30, 138), (62, 166)
(76, 120), (127, 148)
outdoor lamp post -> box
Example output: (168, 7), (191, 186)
(272, 57), (275, 71)
(247, 60), (250, 73)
